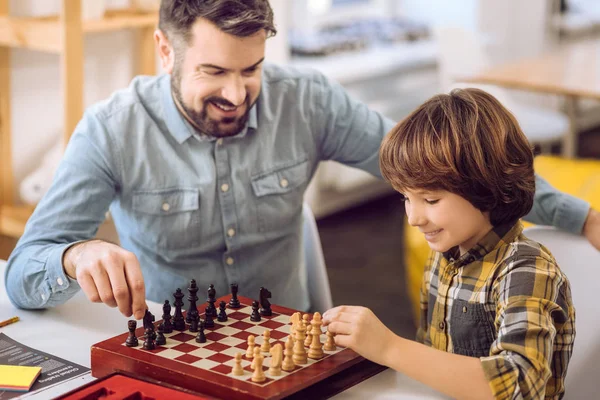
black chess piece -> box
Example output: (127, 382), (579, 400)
(143, 309), (155, 330)
(186, 279), (199, 324)
(217, 300), (228, 322)
(173, 288), (186, 331)
(229, 283), (241, 308)
(162, 300), (173, 333)
(206, 284), (217, 317)
(189, 313), (199, 332)
(125, 320), (139, 347)
(204, 306), (215, 328)
(156, 323), (166, 346)
(196, 320), (206, 343)
(259, 287), (272, 316)
(250, 300), (261, 322)
(143, 327), (156, 350)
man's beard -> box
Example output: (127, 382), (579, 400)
(171, 69), (253, 138)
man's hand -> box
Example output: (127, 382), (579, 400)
(583, 208), (600, 251)
(63, 240), (147, 319)
(322, 305), (398, 367)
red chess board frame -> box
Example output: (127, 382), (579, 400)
(91, 295), (386, 400)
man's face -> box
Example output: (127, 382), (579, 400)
(168, 19), (266, 138)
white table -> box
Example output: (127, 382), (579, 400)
(0, 260), (445, 399)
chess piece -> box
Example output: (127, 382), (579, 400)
(206, 284), (217, 317)
(217, 300), (228, 322)
(156, 323), (166, 346)
(204, 306), (215, 328)
(189, 313), (199, 332)
(142, 309), (155, 331)
(324, 330), (337, 351)
(251, 350), (266, 383)
(260, 330), (271, 352)
(162, 300), (173, 333)
(173, 288), (186, 331)
(282, 336), (295, 371)
(292, 322), (307, 364)
(195, 320), (206, 343)
(246, 335), (256, 359)
(125, 320), (139, 347)
(289, 312), (301, 338)
(186, 279), (199, 323)
(268, 343), (282, 376)
(303, 314), (312, 347)
(251, 346), (261, 370)
(229, 283), (241, 308)
(259, 287), (272, 316)
(250, 300), (261, 322)
(308, 312), (324, 359)
(232, 352), (244, 376)
(143, 327), (156, 350)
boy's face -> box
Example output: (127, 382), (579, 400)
(157, 18), (266, 138)
(403, 189), (493, 255)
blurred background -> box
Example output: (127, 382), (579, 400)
(1, 0), (599, 337)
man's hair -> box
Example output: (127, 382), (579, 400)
(379, 88), (535, 226)
(159, 0), (277, 44)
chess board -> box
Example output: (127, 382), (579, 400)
(91, 295), (386, 400)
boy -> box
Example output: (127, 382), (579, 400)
(322, 88), (575, 399)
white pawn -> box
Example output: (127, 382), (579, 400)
(282, 336), (295, 372)
(246, 335), (256, 359)
(251, 350), (266, 383)
(324, 330), (337, 351)
(251, 346), (261, 369)
(232, 352), (244, 376)
(303, 314), (312, 347)
(261, 329), (271, 353)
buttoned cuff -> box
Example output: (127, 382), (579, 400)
(43, 242), (82, 304)
(555, 193), (590, 234)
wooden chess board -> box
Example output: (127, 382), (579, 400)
(91, 295), (385, 400)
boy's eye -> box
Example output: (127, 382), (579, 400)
(426, 199), (439, 205)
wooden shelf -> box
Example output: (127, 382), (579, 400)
(0, 205), (34, 237)
(0, 8), (157, 53)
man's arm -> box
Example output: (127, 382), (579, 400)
(5, 112), (119, 309)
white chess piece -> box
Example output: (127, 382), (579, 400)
(232, 352), (244, 376)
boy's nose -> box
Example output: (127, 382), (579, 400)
(407, 208), (426, 227)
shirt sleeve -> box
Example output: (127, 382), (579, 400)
(4, 111), (120, 309)
(524, 174), (590, 234)
(310, 72), (396, 177)
(480, 255), (575, 400)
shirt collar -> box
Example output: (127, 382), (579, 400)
(160, 74), (258, 144)
(443, 221), (523, 267)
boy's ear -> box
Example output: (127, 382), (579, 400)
(155, 29), (175, 74)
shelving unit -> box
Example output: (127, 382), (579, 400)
(0, 0), (158, 238)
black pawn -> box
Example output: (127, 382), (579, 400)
(206, 284), (217, 317)
(173, 288), (186, 331)
(250, 300), (261, 322)
(195, 320), (206, 343)
(156, 323), (166, 346)
(162, 300), (173, 333)
(217, 300), (228, 322)
(229, 283), (241, 308)
(204, 306), (215, 328)
(125, 320), (138, 347)
(186, 279), (199, 323)
(143, 327), (156, 350)
(189, 313), (199, 333)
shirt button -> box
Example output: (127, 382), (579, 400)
(221, 183), (230, 192)
(216, 138), (223, 146)
(57, 277), (64, 286)
(438, 321), (446, 330)
(226, 257), (235, 265)
(227, 228), (236, 237)
(162, 202), (170, 212)
(280, 178), (289, 188)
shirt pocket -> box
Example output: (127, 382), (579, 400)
(251, 159), (310, 233)
(449, 299), (496, 358)
(131, 188), (200, 250)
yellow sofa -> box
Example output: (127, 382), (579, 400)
(404, 155), (600, 323)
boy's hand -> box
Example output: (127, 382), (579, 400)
(322, 305), (397, 366)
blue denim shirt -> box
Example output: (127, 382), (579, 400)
(5, 64), (590, 312)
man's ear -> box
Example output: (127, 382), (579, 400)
(155, 29), (174, 74)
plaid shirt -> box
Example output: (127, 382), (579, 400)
(416, 222), (575, 399)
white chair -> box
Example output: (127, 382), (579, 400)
(302, 203), (334, 313)
(524, 226), (600, 399)
(434, 26), (572, 156)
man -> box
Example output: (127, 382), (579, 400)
(5, 0), (599, 320)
